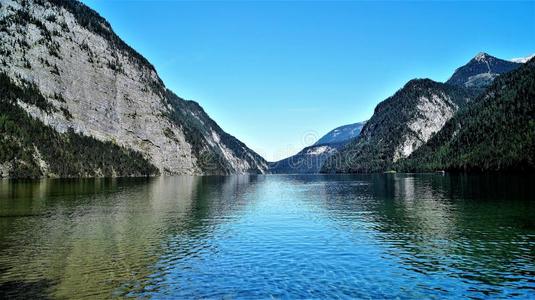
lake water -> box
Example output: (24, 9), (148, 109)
(0, 174), (534, 299)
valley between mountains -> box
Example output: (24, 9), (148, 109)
(1, 0), (533, 178)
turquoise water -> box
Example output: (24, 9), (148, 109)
(0, 174), (534, 299)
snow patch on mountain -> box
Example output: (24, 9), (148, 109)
(474, 52), (490, 62)
(511, 54), (535, 64)
(306, 145), (336, 156)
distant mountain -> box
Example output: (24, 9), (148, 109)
(0, 0), (267, 178)
(511, 54), (535, 64)
(446, 52), (521, 92)
(321, 79), (475, 173)
(270, 122), (365, 174)
(397, 58), (535, 172)
(314, 122), (366, 146)
(269, 143), (342, 174)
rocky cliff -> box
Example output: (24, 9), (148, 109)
(0, 0), (267, 178)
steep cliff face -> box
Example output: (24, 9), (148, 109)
(321, 79), (474, 173)
(0, 0), (267, 177)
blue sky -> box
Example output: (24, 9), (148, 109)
(81, 0), (535, 161)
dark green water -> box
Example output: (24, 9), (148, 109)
(0, 174), (534, 299)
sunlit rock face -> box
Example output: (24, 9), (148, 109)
(392, 93), (459, 162)
(321, 79), (474, 173)
(0, 0), (267, 176)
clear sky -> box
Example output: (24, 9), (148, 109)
(81, 0), (535, 161)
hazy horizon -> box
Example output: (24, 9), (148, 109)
(81, 0), (535, 161)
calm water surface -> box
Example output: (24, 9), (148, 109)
(0, 174), (534, 299)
